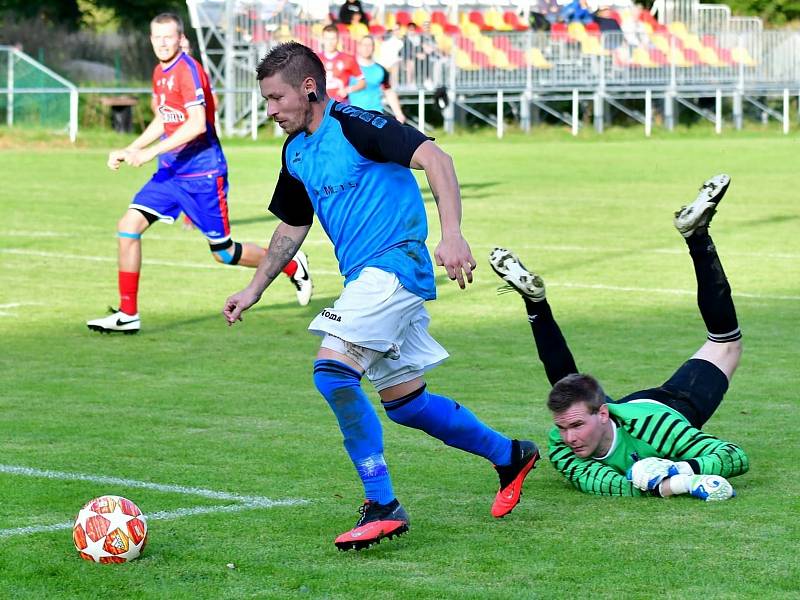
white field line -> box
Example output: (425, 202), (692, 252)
(5, 232), (800, 260)
(0, 248), (341, 274)
(0, 302), (43, 317)
(0, 464), (307, 539)
(2, 248), (797, 302)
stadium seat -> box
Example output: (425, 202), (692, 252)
(412, 9), (430, 25)
(551, 22), (568, 42)
(455, 49), (478, 70)
(526, 47), (553, 69)
(581, 36), (609, 56)
(395, 10), (412, 27)
(503, 11), (529, 32)
(349, 22), (369, 40)
(461, 21), (482, 41)
(649, 47), (669, 65)
(731, 46), (756, 66)
(485, 8), (513, 31)
(682, 48), (700, 65)
(631, 47), (657, 67)
(567, 22), (588, 42)
(369, 24), (386, 36)
(584, 21), (600, 37)
(468, 10), (494, 31)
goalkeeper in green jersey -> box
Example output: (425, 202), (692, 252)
(489, 174), (748, 500)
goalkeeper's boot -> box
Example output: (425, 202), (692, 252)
(334, 498), (409, 551)
(492, 439), (540, 518)
(674, 174), (731, 238)
(489, 248), (546, 302)
(288, 250), (313, 307)
(87, 307), (140, 334)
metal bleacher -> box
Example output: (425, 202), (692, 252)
(187, 0), (800, 136)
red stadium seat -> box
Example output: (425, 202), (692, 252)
(469, 10), (493, 31)
(369, 24), (385, 35)
(395, 10), (412, 26)
(551, 22), (568, 41)
(503, 11), (528, 31)
(585, 21), (600, 37)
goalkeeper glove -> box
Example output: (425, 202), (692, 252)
(627, 457), (693, 491)
(665, 474), (736, 501)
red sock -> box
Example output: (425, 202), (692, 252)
(119, 271), (140, 315)
(282, 259), (298, 277)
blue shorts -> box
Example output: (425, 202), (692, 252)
(131, 170), (231, 243)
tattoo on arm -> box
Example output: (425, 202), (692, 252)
(264, 234), (301, 280)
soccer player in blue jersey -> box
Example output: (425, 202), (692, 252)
(347, 35), (406, 123)
(491, 175), (748, 500)
(87, 13), (312, 334)
(223, 41), (539, 550)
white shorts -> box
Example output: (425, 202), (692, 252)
(308, 268), (449, 390)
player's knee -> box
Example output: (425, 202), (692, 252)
(313, 359), (362, 404)
(209, 240), (242, 265)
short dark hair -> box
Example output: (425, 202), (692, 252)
(151, 12), (183, 35)
(547, 373), (607, 414)
(322, 24), (339, 35)
(256, 42), (326, 92)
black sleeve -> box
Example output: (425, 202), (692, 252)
(331, 103), (432, 166)
(267, 135), (314, 227)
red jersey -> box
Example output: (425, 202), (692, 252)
(151, 52), (226, 176)
(317, 51), (363, 103)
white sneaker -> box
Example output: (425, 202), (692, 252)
(289, 250), (313, 306)
(674, 174), (731, 238)
(489, 248), (546, 301)
(87, 308), (140, 334)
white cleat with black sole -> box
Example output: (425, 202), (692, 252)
(674, 174), (731, 238)
(489, 247), (546, 302)
(290, 250), (313, 306)
(87, 308), (140, 334)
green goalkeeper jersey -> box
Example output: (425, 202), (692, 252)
(548, 399), (749, 496)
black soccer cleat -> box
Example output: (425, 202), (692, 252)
(334, 498), (410, 551)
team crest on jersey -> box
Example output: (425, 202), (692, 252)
(158, 105), (186, 123)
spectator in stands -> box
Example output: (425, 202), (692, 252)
(317, 24), (365, 102)
(348, 35), (406, 122)
(338, 0), (369, 25)
(377, 25), (405, 86)
(402, 23), (438, 89)
(560, 0), (594, 24)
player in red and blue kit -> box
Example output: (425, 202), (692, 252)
(223, 42), (539, 551)
(87, 13), (312, 334)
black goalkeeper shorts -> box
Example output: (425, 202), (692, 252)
(615, 358), (730, 429)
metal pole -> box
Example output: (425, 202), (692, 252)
(418, 89), (425, 133)
(69, 89), (78, 142)
(715, 88), (722, 134)
(7, 50), (13, 127)
(497, 90), (503, 139)
(572, 89), (579, 136)
(645, 89), (652, 137)
(250, 88), (258, 140)
(223, 0), (235, 137)
(783, 88), (790, 135)
(733, 90), (742, 130)
(444, 47), (456, 134)
(521, 91), (530, 133)
(664, 90), (673, 131)
(593, 91), (604, 133)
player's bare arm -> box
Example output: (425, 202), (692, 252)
(106, 113), (165, 171)
(223, 222), (311, 325)
(125, 104), (207, 168)
(410, 140), (476, 289)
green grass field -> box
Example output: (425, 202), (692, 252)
(1, 130), (799, 599)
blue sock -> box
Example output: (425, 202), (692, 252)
(313, 359), (395, 504)
(383, 385), (512, 466)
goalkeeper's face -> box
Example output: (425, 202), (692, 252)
(553, 401), (610, 458)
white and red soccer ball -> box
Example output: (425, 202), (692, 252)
(73, 495), (147, 563)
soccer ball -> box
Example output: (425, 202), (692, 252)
(72, 495), (148, 563)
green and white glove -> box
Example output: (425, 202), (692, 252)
(666, 474), (736, 501)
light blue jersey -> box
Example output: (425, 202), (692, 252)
(268, 100), (435, 300)
(347, 62), (390, 112)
